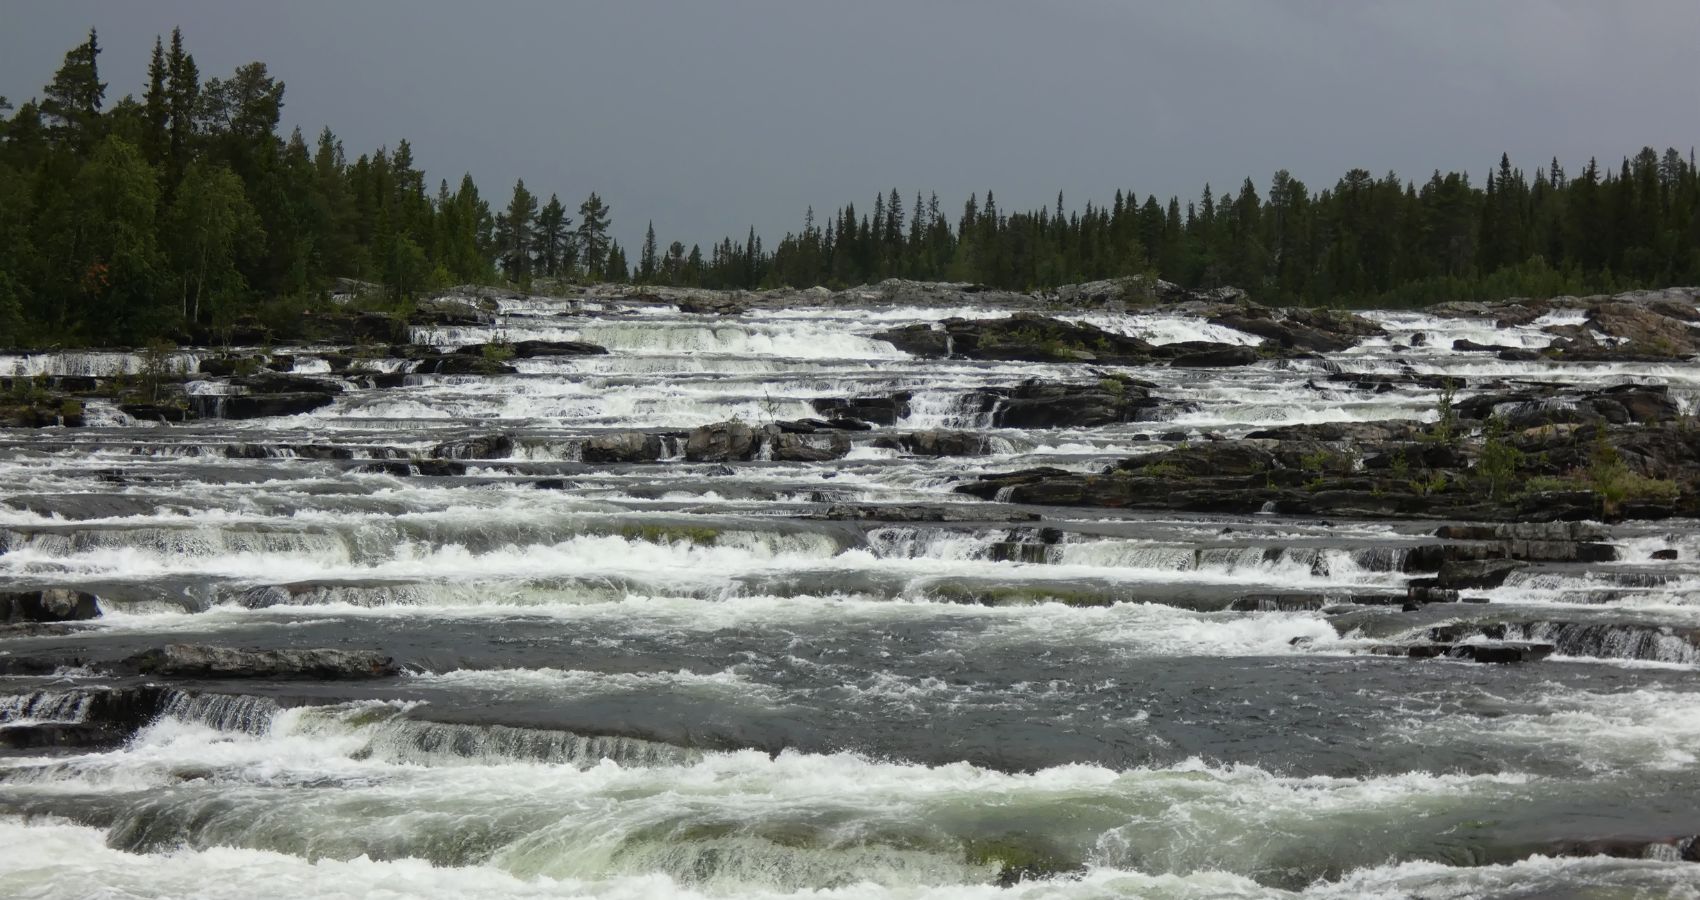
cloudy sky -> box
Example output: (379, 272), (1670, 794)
(3, 1), (1696, 250)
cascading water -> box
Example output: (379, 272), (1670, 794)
(2, 290), (1699, 899)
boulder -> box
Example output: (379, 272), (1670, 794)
(1435, 559), (1528, 589)
(215, 393), (337, 419)
(812, 393), (912, 426)
(231, 373), (344, 395)
(1168, 345), (1261, 367)
(125, 644), (399, 679)
(875, 313), (1158, 364)
(769, 431), (851, 462)
(414, 356), (518, 375)
(678, 296), (749, 316)
(889, 430), (994, 457)
(583, 431), (669, 464)
(685, 422), (763, 462)
(978, 378), (1176, 429)
(1208, 306), (1384, 353)
(0, 589), (101, 624)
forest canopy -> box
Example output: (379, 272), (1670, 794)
(1, 29), (1697, 345)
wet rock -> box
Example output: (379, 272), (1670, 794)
(979, 378), (1176, 429)
(429, 434), (514, 459)
(213, 393), (337, 419)
(884, 430), (994, 457)
(125, 644), (399, 679)
(685, 422), (763, 462)
(1546, 835), (1700, 862)
(769, 431), (851, 462)
(0, 395), (87, 428)
(1652, 548), (1680, 560)
(1115, 443), (1277, 478)
(1406, 586), (1462, 604)
(815, 504), (1040, 522)
(1435, 558), (1528, 589)
(582, 431), (669, 464)
(356, 459), (467, 477)
(1453, 339), (1519, 353)
(116, 402), (191, 423)
(812, 393), (912, 426)
(231, 373), (343, 395)
(1366, 642), (1553, 663)
(1229, 593), (1331, 611)
(678, 296), (748, 316)
(1433, 521), (1611, 543)
(514, 339), (607, 357)
(1207, 306), (1384, 353)
(956, 467), (1078, 501)
(0, 589), (101, 624)
(875, 313), (1158, 364)
(1168, 345), (1261, 367)
(413, 355), (518, 375)
(1583, 302), (1700, 357)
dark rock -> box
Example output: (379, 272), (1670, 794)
(769, 431), (851, 462)
(1452, 642), (1555, 664)
(1406, 586), (1462, 604)
(1115, 444), (1277, 477)
(1168, 345), (1261, 367)
(414, 356), (518, 375)
(0, 589), (101, 624)
(125, 644), (399, 679)
(356, 459), (467, 477)
(231, 373), (343, 395)
(891, 430), (994, 457)
(875, 313), (1158, 364)
(1453, 339), (1518, 353)
(981, 378), (1175, 429)
(117, 403), (191, 423)
(213, 393), (337, 419)
(1436, 559), (1528, 589)
(812, 393), (912, 426)
(678, 296), (749, 316)
(582, 432), (669, 464)
(815, 504), (1041, 523)
(1207, 306), (1385, 353)
(430, 434), (514, 459)
(1652, 548), (1680, 560)
(685, 422), (763, 462)
(1546, 835), (1700, 863)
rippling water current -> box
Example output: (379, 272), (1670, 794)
(2, 295), (1698, 898)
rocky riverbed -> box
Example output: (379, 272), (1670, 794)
(2, 279), (1700, 898)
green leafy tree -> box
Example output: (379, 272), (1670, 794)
(165, 161), (264, 324)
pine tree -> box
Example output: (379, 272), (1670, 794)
(533, 194), (569, 278)
(576, 192), (611, 278)
(500, 179), (538, 284)
(40, 29), (106, 152)
(142, 37), (169, 165)
(639, 221), (658, 282)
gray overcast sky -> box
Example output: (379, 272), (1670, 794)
(3, 1), (1697, 251)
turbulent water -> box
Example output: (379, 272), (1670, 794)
(2, 293), (1699, 899)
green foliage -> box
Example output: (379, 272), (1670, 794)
(1475, 416), (1523, 499)
(1408, 471), (1449, 496)
(1427, 380), (1460, 446)
(480, 341), (514, 363)
(1586, 432), (1680, 513)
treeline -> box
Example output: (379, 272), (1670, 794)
(3, 29), (1698, 347)
(736, 153), (1700, 306)
(0, 29), (625, 344)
